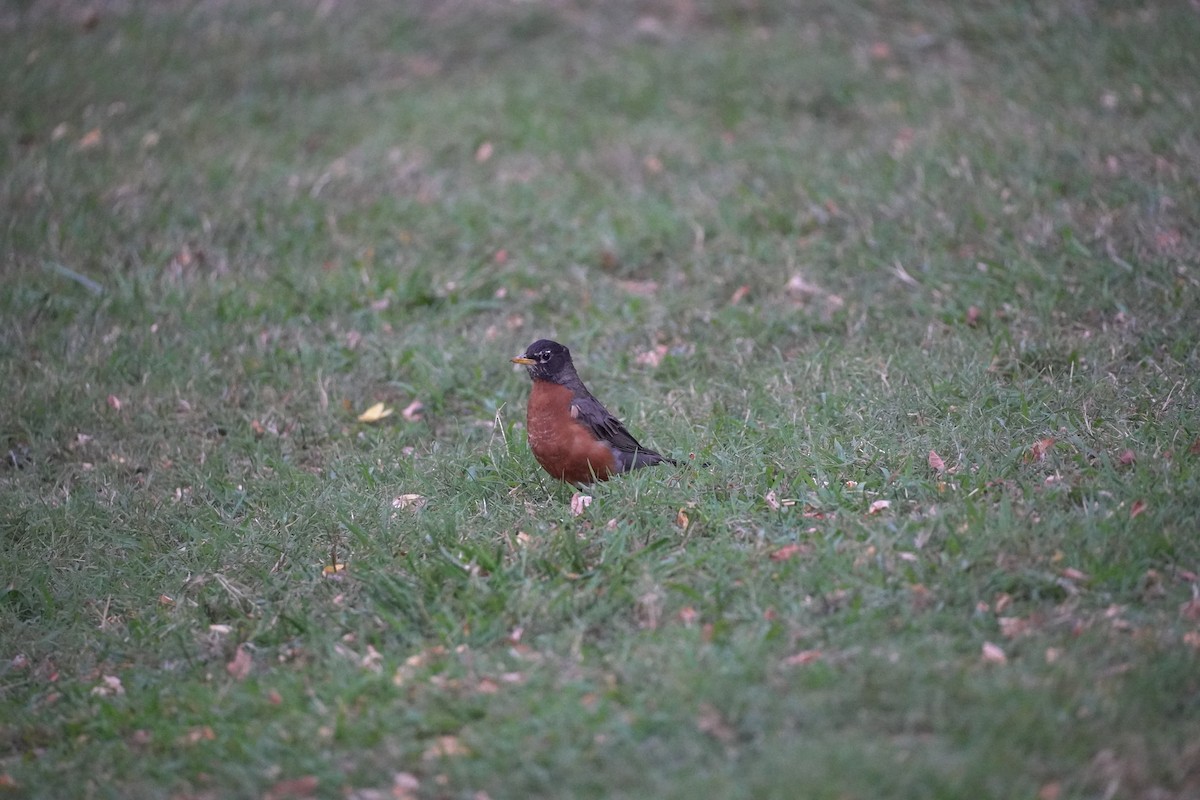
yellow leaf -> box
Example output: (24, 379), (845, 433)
(322, 563), (347, 575)
(357, 402), (393, 422)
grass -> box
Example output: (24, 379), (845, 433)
(2, 1), (1199, 798)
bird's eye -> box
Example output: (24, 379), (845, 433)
(538, 350), (551, 363)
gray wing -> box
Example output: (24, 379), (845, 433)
(571, 393), (674, 472)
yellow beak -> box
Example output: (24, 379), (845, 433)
(511, 356), (536, 365)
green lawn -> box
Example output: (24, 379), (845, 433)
(2, 2), (1199, 798)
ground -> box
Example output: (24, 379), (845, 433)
(1, 2), (1199, 798)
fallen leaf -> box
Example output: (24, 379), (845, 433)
(770, 543), (805, 562)
(981, 641), (1007, 664)
(782, 650), (823, 667)
(1028, 437), (1055, 462)
(1117, 449), (1136, 466)
(909, 583), (934, 612)
(226, 644), (252, 681)
(764, 490), (781, 511)
(393, 772), (421, 800)
(678, 606), (699, 626)
(78, 128), (102, 150)
(569, 493), (593, 517)
(181, 725), (216, 744)
(106, 394), (122, 411)
(1179, 597), (1200, 621)
(401, 400), (424, 421)
(785, 273), (824, 299)
(635, 345), (669, 368)
(422, 735), (469, 761)
(321, 563), (347, 575)
(616, 279), (659, 297)
(695, 703), (737, 744)
(1060, 567), (1089, 582)
(392, 494), (426, 510)
(91, 675), (124, 697)
(868, 499), (891, 514)
(475, 141), (493, 163)
(966, 305), (982, 327)
(357, 402), (393, 423)
(1130, 499), (1147, 518)
(675, 507), (690, 529)
(998, 617), (1032, 639)
(1038, 781), (1062, 800)
(264, 775), (319, 800)
(729, 284), (751, 305)
(928, 450), (946, 473)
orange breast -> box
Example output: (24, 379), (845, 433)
(526, 381), (617, 484)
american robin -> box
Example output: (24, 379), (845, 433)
(511, 339), (677, 485)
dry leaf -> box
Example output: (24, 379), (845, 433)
(569, 493), (593, 517)
(78, 128), (102, 150)
(1060, 567), (1089, 582)
(695, 703), (737, 744)
(675, 507), (690, 529)
(997, 617), (1032, 639)
(357, 402), (393, 423)
(678, 606), (699, 626)
(226, 644), (252, 681)
(181, 725), (216, 744)
(106, 394), (122, 411)
(868, 499), (891, 514)
(782, 650), (823, 667)
(770, 544), (805, 562)
(764, 490), (780, 511)
(981, 641), (1007, 664)
(1038, 781), (1062, 800)
(393, 773), (421, 800)
(1117, 449), (1136, 466)
(635, 345), (669, 368)
(1130, 499), (1147, 518)
(1028, 437), (1055, 462)
(91, 675), (124, 697)
(729, 284), (751, 305)
(616, 279), (659, 297)
(422, 735), (469, 761)
(928, 450), (946, 473)
(392, 494), (426, 510)
(322, 563), (347, 575)
(1189, 437), (1200, 456)
(1179, 597), (1200, 621)
(401, 400), (424, 421)
(966, 305), (982, 327)
(264, 776), (319, 800)
(475, 141), (493, 163)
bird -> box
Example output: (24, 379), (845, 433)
(511, 339), (676, 485)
